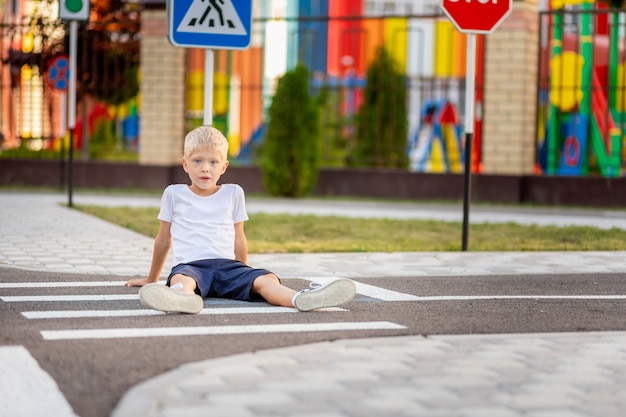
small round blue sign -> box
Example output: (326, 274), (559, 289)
(47, 55), (70, 91)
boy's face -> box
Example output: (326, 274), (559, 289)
(182, 149), (229, 196)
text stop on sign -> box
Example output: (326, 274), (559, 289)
(441, 0), (513, 34)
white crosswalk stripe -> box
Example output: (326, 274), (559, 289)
(22, 306), (346, 319)
(2, 294), (138, 302)
(41, 322), (405, 341)
(0, 281), (128, 288)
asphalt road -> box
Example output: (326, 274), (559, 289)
(2, 267), (626, 417)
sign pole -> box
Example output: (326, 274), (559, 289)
(462, 33), (476, 251)
(441, 0), (512, 251)
(204, 49), (214, 126)
(67, 20), (77, 208)
(58, 0), (89, 206)
(59, 92), (67, 190)
(167, 0), (253, 127)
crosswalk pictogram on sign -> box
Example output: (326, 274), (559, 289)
(177, 0), (246, 36)
(168, 0), (252, 49)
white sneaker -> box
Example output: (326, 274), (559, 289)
(139, 283), (204, 314)
(292, 279), (357, 312)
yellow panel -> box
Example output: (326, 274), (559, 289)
(186, 71), (204, 113)
(435, 21), (453, 77)
(213, 72), (229, 115)
(384, 17), (408, 70)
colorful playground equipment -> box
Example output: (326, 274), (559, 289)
(539, 0), (623, 177)
(409, 100), (464, 173)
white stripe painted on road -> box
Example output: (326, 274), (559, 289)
(23, 306), (346, 319)
(23, 309), (161, 318)
(41, 321), (406, 340)
(302, 278), (626, 302)
(354, 282), (419, 301)
(0, 281), (131, 288)
(5, 293), (626, 304)
(1, 294), (138, 302)
(415, 295), (626, 301)
(0, 346), (78, 417)
(304, 277), (419, 301)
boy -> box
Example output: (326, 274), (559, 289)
(125, 126), (356, 314)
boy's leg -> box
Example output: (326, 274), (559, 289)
(252, 274), (357, 312)
(169, 274), (198, 294)
(139, 274), (204, 314)
(252, 274), (297, 307)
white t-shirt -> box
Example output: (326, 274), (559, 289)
(158, 184), (249, 265)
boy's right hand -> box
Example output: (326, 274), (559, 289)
(124, 278), (152, 288)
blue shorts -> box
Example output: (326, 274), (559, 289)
(166, 259), (276, 302)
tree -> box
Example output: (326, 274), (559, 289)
(260, 65), (320, 197)
(351, 47), (408, 168)
(70, 0), (141, 105)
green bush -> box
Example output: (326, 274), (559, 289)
(351, 47), (408, 168)
(317, 86), (350, 167)
(260, 65), (320, 197)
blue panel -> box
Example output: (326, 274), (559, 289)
(298, 0), (328, 74)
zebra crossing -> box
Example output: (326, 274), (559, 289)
(5, 278), (626, 342)
(0, 279), (410, 342)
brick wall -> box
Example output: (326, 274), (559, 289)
(138, 9), (187, 166)
(481, 0), (539, 175)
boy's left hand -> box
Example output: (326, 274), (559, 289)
(124, 278), (152, 287)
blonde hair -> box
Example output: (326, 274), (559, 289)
(183, 126), (229, 160)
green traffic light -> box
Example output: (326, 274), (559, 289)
(66, 0), (83, 13)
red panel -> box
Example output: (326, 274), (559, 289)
(327, 0), (363, 77)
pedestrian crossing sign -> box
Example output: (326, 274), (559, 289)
(168, 0), (253, 49)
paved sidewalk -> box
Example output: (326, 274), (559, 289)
(2, 190), (626, 417)
(113, 331), (626, 417)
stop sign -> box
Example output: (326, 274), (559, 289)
(441, 0), (513, 34)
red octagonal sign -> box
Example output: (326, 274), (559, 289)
(441, 0), (512, 34)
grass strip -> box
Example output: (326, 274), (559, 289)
(75, 205), (626, 253)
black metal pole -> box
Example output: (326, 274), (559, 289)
(60, 131), (65, 190)
(462, 132), (473, 251)
(461, 33), (477, 252)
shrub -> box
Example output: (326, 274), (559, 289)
(261, 65), (320, 197)
(351, 47), (408, 168)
